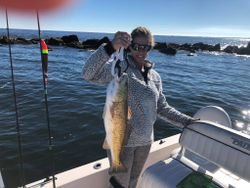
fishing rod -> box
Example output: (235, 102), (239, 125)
(5, 8), (26, 187)
(36, 11), (56, 188)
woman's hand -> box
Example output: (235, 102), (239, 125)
(111, 31), (131, 51)
(190, 118), (201, 124)
(185, 118), (200, 127)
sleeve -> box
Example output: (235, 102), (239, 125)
(82, 44), (114, 85)
(157, 76), (194, 128)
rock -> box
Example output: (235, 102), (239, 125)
(193, 42), (209, 51)
(179, 43), (193, 52)
(213, 43), (221, 51)
(15, 37), (32, 44)
(224, 42), (250, 55)
(98, 37), (110, 46)
(192, 42), (220, 52)
(168, 43), (181, 49)
(81, 37), (110, 50)
(247, 42), (250, 49)
(154, 42), (177, 55)
(159, 46), (177, 55)
(30, 38), (39, 44)
(0, 36), (15, 44)
(154, 42), (167, 50)
(66, 41), (84, 49)
(237, 46), (250, 55)
(223, 45), (239, 54)
(61, 35), (79, 43)
(207, 43), (220, 51)
(0, 36), (9, 44)
(47, 37), (64, 46)
(82, 39), (99, 49)
(192, 42), (205, 51)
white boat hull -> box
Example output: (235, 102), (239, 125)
(25, 134), (180, 188)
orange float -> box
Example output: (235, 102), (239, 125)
(41, 39), (49, 85)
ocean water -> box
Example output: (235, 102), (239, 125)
(0, 29), (250, 187)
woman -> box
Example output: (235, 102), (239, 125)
(82, 26), (196, 188)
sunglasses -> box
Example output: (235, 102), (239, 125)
(130, 43), (152, 52)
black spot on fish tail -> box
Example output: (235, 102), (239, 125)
(110, 105), (115, 118)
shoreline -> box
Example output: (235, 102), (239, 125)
(1, 34), (250, 56)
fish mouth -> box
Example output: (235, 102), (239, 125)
(117, 73), (128, 84)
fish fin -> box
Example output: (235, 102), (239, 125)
(102, 138), (110, 150)
(102, 106), (106, 119)
(127, 106), (132, 120)
(111, 48), (124, 77)
(109, 162), (127, 174)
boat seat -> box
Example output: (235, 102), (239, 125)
(141, 158), (192, 188)
(141, 121), (250, 188)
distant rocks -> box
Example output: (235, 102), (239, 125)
(154, 42), (221, 55)
(0, 36), (9, 44)
(158, 47), (177, 56)
(1, 34), (250, 56)
(223, 45), (239, 54)
(61, 35), (79, 43)
(82, 37), (110, 49)
(154, 43), (177, 55)
(46, 37), (64, 46)
(191, 42), (221, 52)
(238, 46), (250, 55)
(0, 36), (38, 45)
(222, 43), (250, 55)
(44, 35), (110, 49)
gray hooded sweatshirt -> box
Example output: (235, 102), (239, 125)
(82, 44), (193, 147)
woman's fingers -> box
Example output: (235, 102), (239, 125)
(120, 37), (130, 48)
(116, 31), (131, 41)
(112, 31), (131, 50)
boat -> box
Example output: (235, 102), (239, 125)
(1, 106), (249, 188)
(141, 106), (250, 188)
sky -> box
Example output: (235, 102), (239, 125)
(0, 0), (250, 37)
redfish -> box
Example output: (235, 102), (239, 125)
(103, 72), (131, 173)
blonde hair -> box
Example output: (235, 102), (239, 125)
(131, 26), (155, 47)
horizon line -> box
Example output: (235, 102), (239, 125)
(0, 27), (250, 39)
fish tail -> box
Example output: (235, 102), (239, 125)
(109, 161), (127, 174)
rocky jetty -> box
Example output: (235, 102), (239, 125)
(1, 35), (250, 56)
(222, 43), (250, 55)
